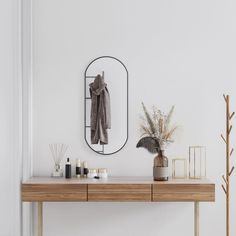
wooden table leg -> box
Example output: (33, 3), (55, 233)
(38, 202), (43, 236)
(194, 202), (199, 236)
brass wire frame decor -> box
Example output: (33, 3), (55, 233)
(221, 94), (235, 236)
(189, 146), (206, 179)
(172, 158), (187, 179)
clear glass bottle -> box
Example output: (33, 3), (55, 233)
(153, 150), (168, 181)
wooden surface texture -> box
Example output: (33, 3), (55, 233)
(22, 177), (215, 202)
(88, 184), (151, 201)
(22, 184), (87, 201)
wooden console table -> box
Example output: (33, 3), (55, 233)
(22, 177), (215, 236)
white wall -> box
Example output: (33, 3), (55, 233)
(0, 0), (21, 236)
(32, 0), (236, 236)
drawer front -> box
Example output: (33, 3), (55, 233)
(152, 184), (215, 202)
(22, 184), (87, 202)
(88, 184), (152, 202)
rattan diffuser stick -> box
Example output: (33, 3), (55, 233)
(221, 94), (235, 236)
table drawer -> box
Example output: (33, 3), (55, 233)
(88, 184), (152, 202)
(22, 184), (87, 202)
(152, 184), (215, 202)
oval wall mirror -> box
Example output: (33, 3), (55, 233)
(84, 56), (128, 155)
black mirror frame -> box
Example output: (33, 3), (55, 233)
(84, 56), (129, 155)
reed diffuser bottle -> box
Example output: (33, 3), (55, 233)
(49, 143), (68, 177)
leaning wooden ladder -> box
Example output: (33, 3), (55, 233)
(221, 94), (235, 236)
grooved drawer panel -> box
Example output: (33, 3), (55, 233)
(88, 184), (152, 201)
(22, 184), (87, 202)
(152, 184), (215, 202)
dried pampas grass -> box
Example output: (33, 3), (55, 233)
(139, 103), (178, 149)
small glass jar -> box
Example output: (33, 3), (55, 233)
(98, 168), (108, 179)
(87, 169), (98, 178)
(52, 163), (63, 177)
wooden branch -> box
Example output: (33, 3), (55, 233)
(228, 125), (232, 135)
(222, 94), (233, 236)
(221, 134), (226, 143)
(223, 94), (227, 102)
(222, 184), (227, 194)
(230, 112), (235, 120)
(229, 166), (235, 176)
(222, 175), (228, 185)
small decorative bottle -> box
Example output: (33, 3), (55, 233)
(153, 150), (168, 181)
(83, 161), (88, 178)
(65, 158), (71, 179)
(76, 159), (81, 178)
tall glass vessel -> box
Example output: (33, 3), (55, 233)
(153, 150), (168, 181)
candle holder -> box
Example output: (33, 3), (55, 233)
(189, 146), (206, 179)
(49, 143), (68, 177)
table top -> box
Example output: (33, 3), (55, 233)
(22, 176), (214, 185)
(22, 176), (215, 202)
